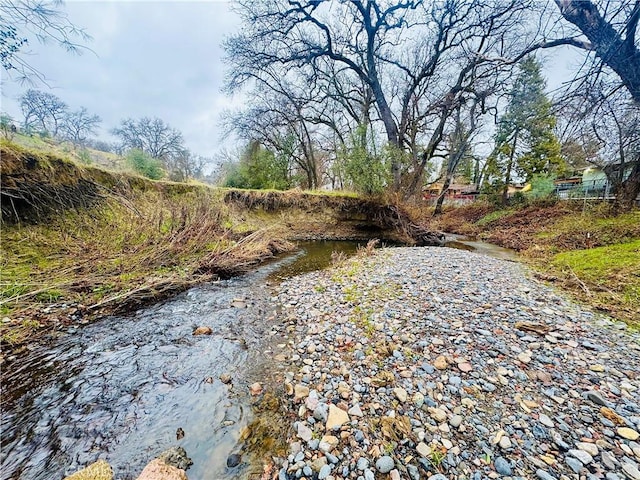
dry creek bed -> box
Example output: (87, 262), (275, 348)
(265, 246), (640, 480)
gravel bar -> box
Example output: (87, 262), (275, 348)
(271, 247), (640, 480)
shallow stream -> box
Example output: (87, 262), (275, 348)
(0, 241), (366, 480)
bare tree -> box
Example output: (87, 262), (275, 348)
(165, 149), (209, 182)
(19, 88), (67, 135)
(561, 88), (640, 210)
(1, 0), (90, 83)
(111, 117), (185, 161)
(1, 112), (18, 140)
(60, 106), (101, 145)
(554, 0), (639, 103)
(512, 1), (639, 103)
(433, 94), (486, 215)
(225, 0), (531, 193)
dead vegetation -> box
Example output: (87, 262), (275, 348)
(1, 142), (445, 349)
(418, 200), (640, 326)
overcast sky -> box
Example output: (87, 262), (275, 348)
(0, 1), (583, 161)
(1, 0), (242, 159)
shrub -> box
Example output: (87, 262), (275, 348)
(126, 149), (163, 180)
(526, 173), (556, 199)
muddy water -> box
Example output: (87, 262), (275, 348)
(444, 233), (518, 261)
(0, 241), (365, 480)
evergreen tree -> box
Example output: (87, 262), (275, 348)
(485, 57), (564, 203)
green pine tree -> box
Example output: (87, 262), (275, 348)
(485, 57), (564, 203)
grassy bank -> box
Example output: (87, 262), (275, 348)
(418, 201), (640, 326)
(1, 142), (423, 350)
(0, 144), (297, 348)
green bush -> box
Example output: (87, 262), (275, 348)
(526, 173), (556, 199)
(340, 128), (391, 195)
(222, 142), (291, 190)
(78, 148), (92, 165)
(126, 149), (163, 179)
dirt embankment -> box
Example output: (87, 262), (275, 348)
(415, 201), (640, 326)
(0, 142), (439, 350)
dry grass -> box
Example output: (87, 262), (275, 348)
(0, 169), (296, 347)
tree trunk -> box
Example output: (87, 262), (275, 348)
(502, 130), (519, 205)
(433, 172), (453, 216)
(405, 110), (449, 199)
(609, 161), (640, 212)
(555, 0), (640, 103)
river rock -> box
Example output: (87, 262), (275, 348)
(434, 356), (448, 370)
(326, 404), (349, 431)
(495, 456), (513, 475)
(226, 454), (241, 468)
(584, 390), (611, 407)
(429, 407), (447, 423)
(375, 456), (394, 473)
(318, 464), (332, 479)
(622, 463), (640, 480)
(136, 459), (188, 480)
(416, 442), (431, 457)
(618, 428), (640, 441)
(249, 382), (263, 395)
(536, 469), (557, 480)
(499, 436), (513, 450)
(273, 246), (640, 480)
(568, 449), (593, 465)
(64, 460), (113, 480)
(449, 414), (463, 428)
(457, 362), (473, 372)
(576, 442), (599, 457)
(294, 384), (310, 402)
(220, 374), (232, 384)
(348, 403), (364, 417)
(393, 387), (408, 402)
(297, 423), (313, 442)
(158, 447), (193, 471)
(192, 326), (212, 336)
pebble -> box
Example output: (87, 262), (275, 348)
(584, 390), (611, 407)
(568, 449), (593, 465)
(537, 469), (558, 480)
(375, 456), (394, 474)
(618, 428), (640, 441)
(294, 384), (309, 401)
(249, 382), (263, 395)
(416, 442), (431, 457)
(622, 463), (640, 480)
(318, 464), (331, 479)
(325, 405), (349, 431)
(499, 436), (513, 450)
(393, 387), (408, 402)
(434, 356), (448, 370)
(449, 414), (463, 428)
(539, 414), (554, 428)
(576, 442), (599, 456)
(566, 456), (584, 473)
(494, 456), (512, 475)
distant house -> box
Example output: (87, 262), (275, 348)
(554, 163), (639, 200)
(423, 183), (479, 198)
(423, 183), (479, 204)
(506, 183), (528, 197)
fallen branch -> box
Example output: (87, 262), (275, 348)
(566, 265), (592, 297)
